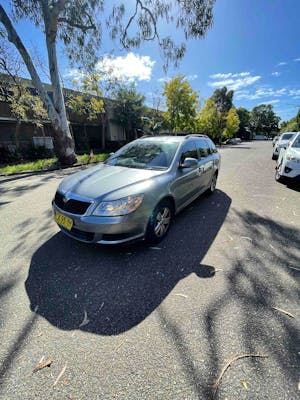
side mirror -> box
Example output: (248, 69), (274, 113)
(180, 157), (198, 169)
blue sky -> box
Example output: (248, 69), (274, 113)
(2, 0), (300, 121)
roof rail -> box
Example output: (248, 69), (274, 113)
(184, 134), (208, 139)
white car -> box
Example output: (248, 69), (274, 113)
(275, 132), (300, 183)
(272, 132), (295, 160)
(272, 135), (279, 147)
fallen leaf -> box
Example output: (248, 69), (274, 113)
(269, 244), (275, 250)
(53, 365), (67, 386)
(272, 306), (295, 318)
(241, 236), (253, 241)
(79, 310), (90, 328)
(175, 293), (188, 298)
(241, 380), (248, 389)
(33, 359), (54, 373)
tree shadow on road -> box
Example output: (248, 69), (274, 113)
(25, 190), (231, 336)
(201, 210), (300, 399)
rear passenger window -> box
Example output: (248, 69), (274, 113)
(180, 141), (198, 163)
(206, 138), (218, 154)
(195, 138), (210, 158)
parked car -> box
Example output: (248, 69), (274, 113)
(255, 135), (268, 140)
(272, 135), (280, 147)
(272, 132), (295, 160)
(275, 132), (300, 183)
(226, 138), (242, 145)
(53, 135), (221, 245)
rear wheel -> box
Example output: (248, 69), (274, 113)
(145, 199), (173, 244)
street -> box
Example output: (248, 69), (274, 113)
(0, 141), (299, 399)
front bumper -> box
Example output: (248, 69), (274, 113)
(52, 202), (147, 244)
(280, 160), (300, 180)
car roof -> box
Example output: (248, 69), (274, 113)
(139, 134), (209, 143)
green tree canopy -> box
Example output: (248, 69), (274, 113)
(236, 107), (251, 137)
(163, 75), (199, 133)
(112, 84), (145, 142)
(211, 86), (234, 114)
(223, 108), (240, 139)
(196, 98), (219, 139)
(250, 104), (280, 135)
(280, 107), (300, 133)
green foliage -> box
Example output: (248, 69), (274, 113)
(223, 108), (240, 139)
(250, 104), (280, 135)
(236, 107), (251, 136)
(112, 84), (145, 140)
(66, 74), (105, 121)
(281, 107), (300, 132)
(211, 86), (234, 114)
(196, 98), (220, 139)
(0, 152), (108, 174)
(163, 75), (199, 133)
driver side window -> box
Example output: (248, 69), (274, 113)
(180, 141), (198, 164)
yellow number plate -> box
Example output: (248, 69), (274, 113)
(54, 211), (73, 231)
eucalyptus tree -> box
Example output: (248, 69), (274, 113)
(0, 1), (215, 164)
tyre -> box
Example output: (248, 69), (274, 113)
(207, 172), (218, 194)
(275, 167), (285, 183)
(145, 199), (173, 244)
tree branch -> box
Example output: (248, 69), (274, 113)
(122, 0), (158, 47)
(57, 17), (96, 32)
(0, 4), (60, 125)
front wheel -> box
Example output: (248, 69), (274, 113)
(207, 172), (218, 194)
(145, 200), (173, 244)
(275, 166), (285, 183)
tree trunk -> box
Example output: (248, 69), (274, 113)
(101, 114), (106, 150)
(0, 4), (77, 165)
(15, 120), (21, 148)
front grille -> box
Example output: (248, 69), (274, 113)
(54, 192), (91, 215)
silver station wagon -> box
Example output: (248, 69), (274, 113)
(53, 135), (221, 244)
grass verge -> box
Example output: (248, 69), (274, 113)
(0, 153), (108, 175)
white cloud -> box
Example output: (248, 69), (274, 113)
(294, 58), (300, 62)
(96, 52), (155, 82)
(277, 62), (287, 66)
(289, 89), (300, 96)
(235, 87), (300, 101)
(259, 99), (280, 105)
(157, 77), (171, 83)
(187, 74), (198, 81)
(271, 72), (281, 77)
(209, 72), (250, 79)
(208, 73), (261, 91)
(64, 52), (155, 84)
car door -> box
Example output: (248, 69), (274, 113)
(194, 138), (214, 190)
(171, 140), (200, 209)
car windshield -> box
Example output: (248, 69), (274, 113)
(105, 140), (180, 170)
(291, 135), (300, 148)
(281, 133), (294, 140)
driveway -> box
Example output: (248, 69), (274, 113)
(0, 141), (299, 399)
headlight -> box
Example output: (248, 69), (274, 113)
(286, 155), (300, 162)
(92, 195), (144, 216)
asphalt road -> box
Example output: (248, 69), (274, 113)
(0, 141), (299, 400)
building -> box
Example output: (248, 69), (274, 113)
(0, 73), (126, 154)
